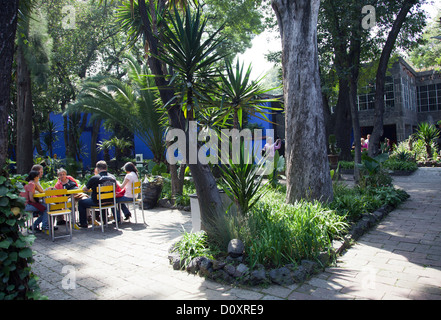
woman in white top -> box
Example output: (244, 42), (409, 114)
(116, 162), (139, 220)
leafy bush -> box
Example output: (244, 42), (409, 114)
(239, 188), (348, 268)
(383, 159), (418, 172)
(330, 183), (381, 221)
(356, 153), (392, 188)
(415, 123), (440, 160)
(172, 230), (218, 268)
(338, 161), (355, 169)
(0, 174), (45, 300)
(217, 144), (267, 216)
(329, 182), (409, 222)
(394, 136), (439, 162)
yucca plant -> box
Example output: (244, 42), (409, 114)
(217, 141), (268, 216)
(157, 5), (226, 119)
(218, 59), (281, 130)
(415, 122), (440, 160)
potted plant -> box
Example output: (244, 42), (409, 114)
(328, 134), (341, 167)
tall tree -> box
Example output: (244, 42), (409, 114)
(0, 0), (20, 173)
(15, 1), (39, 174)
(369, 0), (420, 157)
(409, 13), (441, 69)
(272, 0), (334, 203)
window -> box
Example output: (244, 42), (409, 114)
(401, 74), (417, 111)
(357, 77), (395, 111)
(418, 82), (441, 112)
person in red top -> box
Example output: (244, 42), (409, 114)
(20, 170), (49, 232)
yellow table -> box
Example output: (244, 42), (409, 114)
(34, 189), (87, 228)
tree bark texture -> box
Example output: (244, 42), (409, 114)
(16, 46), (34, 174)
(0, 0), (19, 173)
(369, 0), (417, 157)
(333, 79), (352, 161)
(272, 0), (333, 203)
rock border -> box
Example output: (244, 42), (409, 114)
(167, 203), (399, 287)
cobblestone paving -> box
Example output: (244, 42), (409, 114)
(30, 167), (441, 300)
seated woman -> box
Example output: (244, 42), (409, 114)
(116, 162), (140, 221)
(54, 168), (88, 199)
(54, 168), (88, 225)
(20, 170), (49, 233)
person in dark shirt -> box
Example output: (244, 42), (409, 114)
(77, 161), (119, 228)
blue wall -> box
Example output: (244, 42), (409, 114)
(40, 102), (279, 169)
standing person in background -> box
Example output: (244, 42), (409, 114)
(262, 137), (281, 176)
(263, 137), (281, 161)
(361, 138), (368, 151)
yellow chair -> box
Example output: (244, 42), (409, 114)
(118, 181), (145, 224)
(44, 189), (73, 241)
(87, 184), (118, 232)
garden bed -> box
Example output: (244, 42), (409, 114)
(167, 183), (409, 287)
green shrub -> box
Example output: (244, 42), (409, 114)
(383, 159), (418, 172)
(338, 161), (354, 169)
(172, 230), (218, 268)
(0, 174), (45, 300)
(240, 189), (348, 268)
(330, 183), (381, 221)
(329, 182), (409, 223)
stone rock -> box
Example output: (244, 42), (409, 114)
(168, 251), (185, 270)
(226, 255), (243, 263)
(236, 263), (250, 277)
(250, 268), (268, 286)
(186, 256), (206, 274)
(301, 260), (318, 274)
(372, 210), (384, 221)
(211, 269), (234, 283)
(316, 251), (332, 268)
(212, 260), (226, 271)
(198, 258), (213, 277)
(269, 267), (294, 286)
(292, 265), (308, 283)
(224, 264), (238, 277)
(228, 239), (245, 258)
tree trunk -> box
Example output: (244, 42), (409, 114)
(138, 0), (223, 223)
(0, 0), (19, 174)
(369, 0), (417, 157)
(333, 79), (352, 161)
(272, 0), (333, 203)
(349, 79), (361, 183)
(16, 47), (34, 174)
(90, 119), (101, 168)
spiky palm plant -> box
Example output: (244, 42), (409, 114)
(219, 59), (281, 130)
(156, 5), (226, 119)
(67, 56), (166, 162)
(416, 122), (440, 160)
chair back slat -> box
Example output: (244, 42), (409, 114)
(96, 185), (114, 193)
(99, 193), (115, 200)
(45, 196), (69, 204)
(50, 202), (72, 211)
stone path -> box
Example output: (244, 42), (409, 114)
(30, 167), (441, 300)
